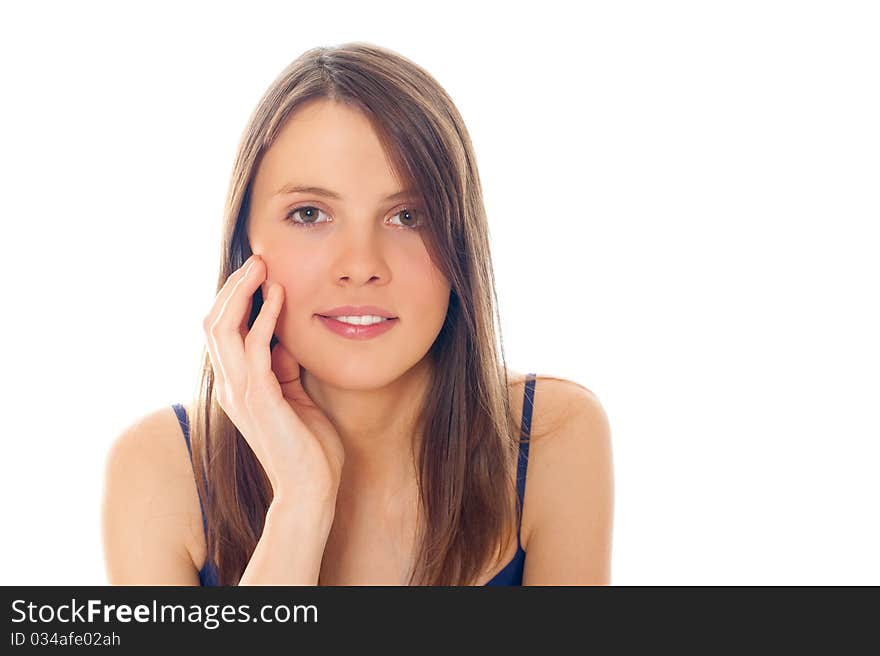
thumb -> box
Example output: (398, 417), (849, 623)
(271, 337), (314, 406)
(270, 336), (301, 385)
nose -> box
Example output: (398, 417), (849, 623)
(333, 224), (392, 285)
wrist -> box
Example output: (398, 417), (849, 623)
(269, 491), (336, 528)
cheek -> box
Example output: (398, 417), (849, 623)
(262, 259), (322, 322)
(266, 243), (450, 333)
(404, 255), (451, 322)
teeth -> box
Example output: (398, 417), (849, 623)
(331, 315), (389, 326)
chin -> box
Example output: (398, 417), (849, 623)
(299, 354), (409, 391)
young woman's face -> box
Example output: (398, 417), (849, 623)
(247, 98), (451, 389)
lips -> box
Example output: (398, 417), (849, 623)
(316, 314), (399, 340)
(317, 305), (397, 319)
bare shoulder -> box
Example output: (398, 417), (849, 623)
(101, 403), (204, 584)
(507, 370), (606, 447)
(106, 404), (196, 471)
(529, 374), (608, 441)
(517, 374), (614, 584)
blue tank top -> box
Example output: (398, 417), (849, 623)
(173, 372), (536, 586)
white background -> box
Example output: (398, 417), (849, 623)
(1, 0), (877, 585)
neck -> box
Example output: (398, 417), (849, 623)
(300, 355), (433, 503)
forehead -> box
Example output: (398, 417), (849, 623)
(252, 98), (407, 202)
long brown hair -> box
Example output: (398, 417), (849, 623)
(189, 42), (552, 585)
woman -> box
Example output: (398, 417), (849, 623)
(102, 42), (613, 585)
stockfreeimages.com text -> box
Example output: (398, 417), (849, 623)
(10, 598), (318, 630)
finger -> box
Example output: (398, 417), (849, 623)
(211, 257), (267, 393)
(203, 254), (258, 390)
(216, 256), (266, 333)
(244, 282), (284, 381)
(202, 253), (259, 328)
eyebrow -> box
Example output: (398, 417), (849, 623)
(271, 184), (418, 202)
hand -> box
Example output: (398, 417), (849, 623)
(203, 253), (345, 503)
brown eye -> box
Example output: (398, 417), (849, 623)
(390, 207), (422, 229)
(285, 206), (329, 228)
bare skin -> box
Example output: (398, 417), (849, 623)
(105, 370), (612, 585)
(247, 98), (451, 511)
(103, 98), (613, 585)
(317, 372), (533, 585)
(175, 371), (533, 586)
(239, 97), (524, 583)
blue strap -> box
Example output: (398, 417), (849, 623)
(173, 374), (538, 564)
(171, 404), (209, 545)
(515, 373), (537, 547)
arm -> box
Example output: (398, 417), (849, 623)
(101, 410), (202, 585)
(521, 383), (614, 585)
(238, 496), (335, 586)
(101, 408), (336, 586)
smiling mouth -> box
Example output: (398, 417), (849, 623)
(316, 314), (399, 320)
